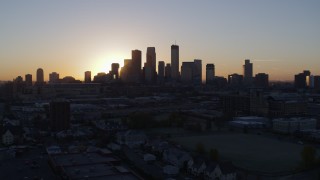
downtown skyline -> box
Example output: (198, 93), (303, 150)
(1, 0), (320, 81)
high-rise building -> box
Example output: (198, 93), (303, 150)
(36, 68), (44, 84)
(111, 63), (120, 79)
(254, 73), (269, 88)
(120, 59), (132, 82)
(228, 73), (243, 86)
(171, 45), (179, 80)
(165, 63), (171, 79)
(49, 72), (59, 84)
(314, 76), (320, 90)
(50, 99), (70, 131)
(85, 71), (91, 83)
(25, 74), (32, 86)
(181, 62), (194, 83)
(180, 59), (202, 85)
(206, 64), (215, 84)
(193, 59), (202, 84)
(294, 70), (311, 89)
(158, 61), (165, 80)
(131, 50), (142, 83)
(144, 47), (156, 82)
(243, 59), (253, 85)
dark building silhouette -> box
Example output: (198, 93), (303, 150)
(254, 73), (269, 88)
(144, 47), (156, 82)
(228, 73), (243, 87)
(36, 68), (44, 85)
(206, 64), (215, 84)
(85, 71), (91, 83)
(165, 63), (171, 80)
(50, 100), (70, 131)
(243, 59), (253, 85)
(294, 70), (310, 89)
(314, 76), (320, 90)
(131, 50), (142, 83)
(25, 74), (32, 86)
(49, 72), (59, 84)
(111, 63), (120, 79)
(158, 61), (165, 80)
(171, 45), (179, 80)
(181, 62), (194, 83)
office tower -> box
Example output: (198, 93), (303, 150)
(50, 99), (70, 131)
(243, 59), (253, 85)
(36, 68), (44, 84)
(206, 64), (215, 84)
(254, 73), (269, 88)
(314, 76), (320, 90)
(181, 62), (194, 83)
(85, 71), (91, 83)
(145, 47), (156, 82)
(158, 61), (165, 80)
(25, 74), (32, 86)
(111, 63), (120, 79)
(193, 59), (202, 84)
(228, 73), (243, 86)
(131, 50), (142, 83)
(294, 70), (310, 89)
(165, 63), (171, 79)
(171, 45), (179, 80)
(49, 72), (59, 83)
(120, 59), (132, 82)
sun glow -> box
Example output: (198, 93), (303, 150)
(90, 53), (125, 77)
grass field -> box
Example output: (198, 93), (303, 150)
(170, 133), (319, 173)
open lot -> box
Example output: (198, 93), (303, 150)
(170, 133), (320, 173)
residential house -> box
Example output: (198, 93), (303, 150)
(204, 161), (236, 180)
(187, 157), (207, 176)
(163, 148), (191, 168)
(2, 129), (14, 145)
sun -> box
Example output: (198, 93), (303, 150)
(91, 53), (125, 76)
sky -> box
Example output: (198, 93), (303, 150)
(0, 0), (319, 81)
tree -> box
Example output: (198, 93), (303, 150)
(301, 145), (316, 168)
(196, 142), (206, 154)
(209, 148), (219, 161)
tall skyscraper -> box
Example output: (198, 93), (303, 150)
(206, 64), (215, 84)
(243, 59), (253, 85)
(144, 47), (156, 82)
(131, 50), (142, 82)
(193, 59), (202, 84)
(36, 68), (44, 84)
(171, 45), (179, 80)
(158, 61), (165, 80)
(85, 71), (91, 83)
(294, 70), (311, 89)
(25, 74), (32, 86)
(181, 62), (194, 83)
(50, 99), (70, 131)
(165, 63), (171, 79)
(111, 63), (120, 79)
(49, 72), (59, 83)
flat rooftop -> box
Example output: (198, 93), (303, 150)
(51, 153), (119, 167)
(62, 164), (140, 180)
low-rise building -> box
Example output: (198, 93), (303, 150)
(273, 117), (317, 134)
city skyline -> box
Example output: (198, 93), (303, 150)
(1, 0), (320, 81)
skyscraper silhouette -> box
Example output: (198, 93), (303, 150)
(206, 64), (215, 84)
(85, 71), (91, 83)
(243, 59), (253, 85)
(25, 74), (32, 86)
(171, 45), (179, 80)
(36, 68), (44, 84)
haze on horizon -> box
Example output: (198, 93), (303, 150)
(0, 0), (319, 81)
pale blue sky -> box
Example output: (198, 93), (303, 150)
(1, 0), (319, 81)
